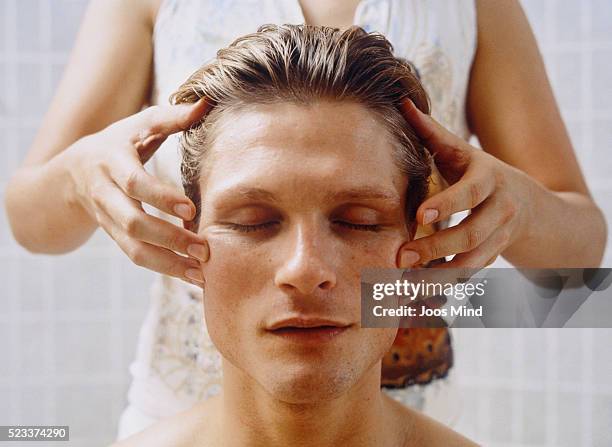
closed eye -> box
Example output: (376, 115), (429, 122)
(226, 222), (279, 233)
(333, 221), (382, 232)
(225, 221), (382, 233)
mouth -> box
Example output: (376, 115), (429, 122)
(266, 318), (352, 342)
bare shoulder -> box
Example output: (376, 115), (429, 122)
(385, 395), (479, 447)
(407, 411), (479, 446)
(108, 398), (221, 447)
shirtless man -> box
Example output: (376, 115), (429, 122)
(111, 24), (477, 447)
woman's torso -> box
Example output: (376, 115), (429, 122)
(128, 0), (477, 420)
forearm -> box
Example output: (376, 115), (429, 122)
(502, 180), (608, 268)
(4, 149), (97, 254)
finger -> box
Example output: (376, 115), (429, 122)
(129, 98), (211, 164)
(92, 182), (209, 261)
(415, 168), (496, 225)
(400, 98), (472, 163)
(133, 132), (168, 165)
(439, 226), (511, 269)
(135, 97), (211, 142)
(108, 153), (198, 221)
(96, 204), (205, 282)
(399, 195), (505, 266)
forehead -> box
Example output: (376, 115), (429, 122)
(201, 100), (406, 198)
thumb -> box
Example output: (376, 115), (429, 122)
(133, 97), (212, 164)
(145, 97), (211, 136)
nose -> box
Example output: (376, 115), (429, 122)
(274, 218), (337, 296)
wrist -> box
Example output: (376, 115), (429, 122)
(513, 169), (543, 246)
(49, 140), (93, 222)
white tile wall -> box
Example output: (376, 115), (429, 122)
(0, 0), (610, 446)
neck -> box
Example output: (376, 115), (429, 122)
(218, 359), (400, 447)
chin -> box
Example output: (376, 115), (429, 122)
(261, 363), (362, 404)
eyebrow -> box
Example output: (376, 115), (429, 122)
(213, 185), (401, 208)
(325, 186), (400, 205)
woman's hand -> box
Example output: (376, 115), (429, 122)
(64, 99), (211, 286)
(397, 99), (536, 269)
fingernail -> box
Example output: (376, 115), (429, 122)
(423, 209), (439, 225)
(400, 250), (420, 267)
(404, 98), (418, 112)
(187, 243), (209, 262)
(174, 203), (193, 220)
(185, 268), (204, 282)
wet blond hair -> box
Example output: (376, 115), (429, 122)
(170, 24), (432, 228)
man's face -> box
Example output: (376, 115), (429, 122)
(197, 100), (415, 403)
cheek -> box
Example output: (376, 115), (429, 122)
(202, 234), (256, 290)
(201, 229), (276, 285)
(343, 232), (407, 276)
(200, 232), (272, 352)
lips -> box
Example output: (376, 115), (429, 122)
(266, 317), (351, 342)
(267, 317), (350, 331)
